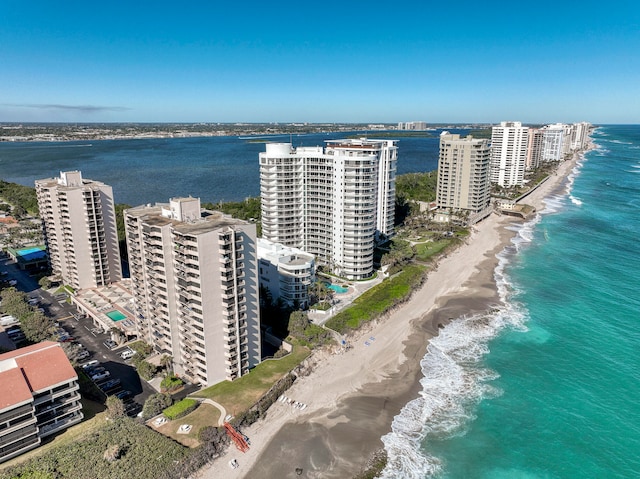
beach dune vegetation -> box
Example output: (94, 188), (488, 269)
(326, 264), (426, 334)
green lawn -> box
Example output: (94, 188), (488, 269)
(413, 239), (451, 261)
(154, 403), (220, 448)
(326, 264), (426, 333)
(191, 345), (310, 415)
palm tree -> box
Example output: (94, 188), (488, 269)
(160, 355), (173, 375)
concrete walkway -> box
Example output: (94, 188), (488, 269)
(198, 398), (227, 426)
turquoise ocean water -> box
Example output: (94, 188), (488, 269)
(381, 125), (640, 478)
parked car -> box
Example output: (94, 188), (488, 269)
(8, 280), (17, 286)
(85, 366), (106, 375)
(91, 371), (110, 381)
(120, 349), (136, 360)
(1, 315), (19, 326)
(115, 390), (133, 401)
(7, 328), (24, 338)
(100, 379), (121, 391)
(76, 350), (91, 360)
(103, 339), (117, 350)
(81, 360), (99, 369)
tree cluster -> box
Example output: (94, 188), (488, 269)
(0, 180), (39, 216)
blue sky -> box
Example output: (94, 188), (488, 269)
(1, 0), (638, 123)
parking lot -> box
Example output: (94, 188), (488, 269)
(1, 255), (156, 411)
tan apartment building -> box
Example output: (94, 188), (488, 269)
(35, 171), (122, 290)
(436, 132), (491, 218)
(0, 342), (83, 463)
(125, 197), (261, 387)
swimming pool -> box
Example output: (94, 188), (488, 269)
(324, 282), (349, 294)
(17, 247), (44, 256)
(106, 310), (127, 321)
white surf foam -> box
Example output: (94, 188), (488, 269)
(380, 156), (592, 477)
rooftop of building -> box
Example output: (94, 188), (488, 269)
(126, 202), (249, 235)
(72, 279), (136, 334)
(257, 238), (315, 266)
(0, 342), (77, 412)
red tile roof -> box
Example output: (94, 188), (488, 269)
(0, 366), (33, 411)
(0, 342), (77, 409)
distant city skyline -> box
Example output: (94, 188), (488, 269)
(1, 1), (638, 124)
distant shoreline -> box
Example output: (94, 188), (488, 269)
(0, 123), (493, 143)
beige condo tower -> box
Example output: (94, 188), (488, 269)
(35, 171), (122, 290)
(125, 197), (261, 387)
(436, 132), (491, 217)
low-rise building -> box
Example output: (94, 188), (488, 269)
(257, 238), (315, 309)
(0, 342), (83, 463)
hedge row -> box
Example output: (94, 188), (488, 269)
(163, 398), (199, 421)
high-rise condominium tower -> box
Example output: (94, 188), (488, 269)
(35, 171), (122, 290)
(490, 121), (529, 187)
(259, 138), (397, 280)
(125, 197), (261, 386)
(436, 133), (491, 214)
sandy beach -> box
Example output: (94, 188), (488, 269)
(199, 155), (580, 479)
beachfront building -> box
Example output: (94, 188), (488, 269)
(526, 124), (565, 169)
(570, 122), (591, 151)
(35, 171), (122, 290)
(259, 138), (397, 280)
(490, 121), (529, 187)
(257, 238), (315, 310)
(526, 128), (545, 169)
(125, 197), (261, 386)
(436, 132), (491, 222)
(0, 342), (83, 463)
(540, 124), (565, 163)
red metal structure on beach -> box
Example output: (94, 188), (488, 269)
(224, 422), (250, 452)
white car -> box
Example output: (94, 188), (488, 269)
(91, 371), (110, 381)
(8, 280), (17, 286)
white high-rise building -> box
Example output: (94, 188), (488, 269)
(540, 123), (565, 163)
(571, 122), (591, 150)
(436, 133), (491, 214)
(490, 121), (529, 187)
(35, 171), (122, 290)
(259, 138), (397, 280)
(125, 197), (261, 386)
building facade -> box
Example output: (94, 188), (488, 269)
(0, 342), (83, 463)
(526, 128), (545, 169)
(540, 123), (565, 163)
(125, 197), (261, 386)
(35, 171), (122, 290)
(259, 138), (397, 280)
(257, 238), (315, 309)
(490, 121), (529, 187)
(436, 132), (491, 214)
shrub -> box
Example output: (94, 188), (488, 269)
(142, 393), (173, 420)
(136, 360), (157, 381)
(163, 398), (199, 420)
(128, 340), (153, 357)
(160, 374), (184, 393)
